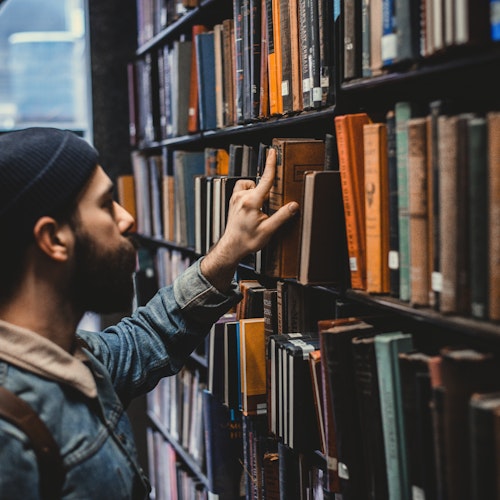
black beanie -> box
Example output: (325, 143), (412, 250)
(0, 127), (98, 240)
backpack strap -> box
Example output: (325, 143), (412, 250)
(0, 386), (65, 499)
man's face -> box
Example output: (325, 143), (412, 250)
(68, 166), (137, 314)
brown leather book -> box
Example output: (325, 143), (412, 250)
(264, 138), (325, 278)
(335, 113), (371, 290)
(407, 117), (431, 306)
(488, 111), (500, 320)
(187, 25), (208, 133)
(440, 347), (500, 500)
(363, 122), (390, 294)
(298, 170), (347, 286)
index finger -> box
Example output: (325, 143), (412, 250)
(253, 147), (277, 198)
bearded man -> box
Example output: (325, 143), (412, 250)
(0, 128), (298, 499)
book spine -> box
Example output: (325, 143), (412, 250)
(468, 118), (488, 319)
(386, 110), (400, 297)
(408, 117), (430, 306)
(363, 122), (390, 293)
(488, 112), (500, 320)
(381, 0), (397, 65)
(298, 0), (312, 109)
(233, 0), (245, 124)
(438, 115), (459, 313)
(395, 102), (413, 301)
(279, 0), (293, 113)
(375, 333), (413, 500)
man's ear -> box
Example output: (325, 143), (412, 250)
(33, 216), (73, 262)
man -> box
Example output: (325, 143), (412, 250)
(0, 127), (299, 499)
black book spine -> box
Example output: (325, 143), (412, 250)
(386, 110), (400, 297)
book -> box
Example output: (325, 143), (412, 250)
(375, 332), (414, 500)
(281, 336), (321, 451)
(170, 39), (192, 137)
(351, 334), (389, 500)
(208, 313), (238, 403)
(308, 350), (326, 455)
(318, 318), (376, 499)
(202, 389), (245, 498)
(469, 392), (500, 500)
(233, 0), (245, 124)
(439, 346), (500, 500)
(407, 117), (431, 306)
(395, 102), (415, 302)
(467, 117), (488, 319)
(239, 318), (267, 416)
(223, 320), (241, 411)
(335, 113), (372, 290)
(172, 150), (205, 248)
(386, 110), (400, 297)
(278, 0), (293, 113)
(343, 0), (362, 79)
(363, 122), (390, 293)
(264, 138), (325, 278)
(116, 174), (137, 232)
(488, 111), (500, 320)
(187, 25), (208, 133)
(195, 31), (217, 131)
(297, 170), (348, 286)
(438, 113), (474, 314)
(398, 351), (439, 500)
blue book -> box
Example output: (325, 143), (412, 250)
(492, 0), (500, 40)
(195, 31), (217, 131)
(172, 150), (205, 248)
(381, 0), (397, 66)
(375, 332), (414, 500)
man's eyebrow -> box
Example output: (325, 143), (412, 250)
(100, 183), (115, 200)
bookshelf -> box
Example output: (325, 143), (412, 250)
(127, 0), (500, 498)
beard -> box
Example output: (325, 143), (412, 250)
(70, 228), (138, 314)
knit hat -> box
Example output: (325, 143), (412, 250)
(0, 127), (98, 240)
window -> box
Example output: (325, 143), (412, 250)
(0, 0), (91, 140)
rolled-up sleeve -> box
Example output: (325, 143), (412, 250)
(77, 258), (242, 405)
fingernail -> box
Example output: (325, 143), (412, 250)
(288, 201), (299, 214)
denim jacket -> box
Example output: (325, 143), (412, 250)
(0, 260), (241, 499)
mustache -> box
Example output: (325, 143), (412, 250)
(125, 233), (140, 250)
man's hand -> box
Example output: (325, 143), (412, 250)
(200, 148), (299, 292)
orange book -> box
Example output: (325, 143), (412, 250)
(363, 122), (390, 294)
(116, 174), (137, 232)
(259, 0), (270, 118)
(239, 318), (267, 416)
(267, 0), (283, 115)
(216, 148), (229, 175)
(335, 113), (372, 290)
(187, 25), (208, 133)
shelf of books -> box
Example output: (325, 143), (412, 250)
(125, 0), (500, 498)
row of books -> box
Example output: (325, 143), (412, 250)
(148, 367), (206, 466)
(346, 0), (500, 80)
(149, 262), (500, 499)
(336, 107), (500, 321)
(130, 137), (348, 286)
(147, 429), (208, 500)
(129, 0), (335, 145)
(136, 0), (199, 47)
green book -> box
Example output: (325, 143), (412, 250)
(375, 332), (414, 500)
(395, 102), (414, 302)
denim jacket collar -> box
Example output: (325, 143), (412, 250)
(0, 319), (97, 398)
